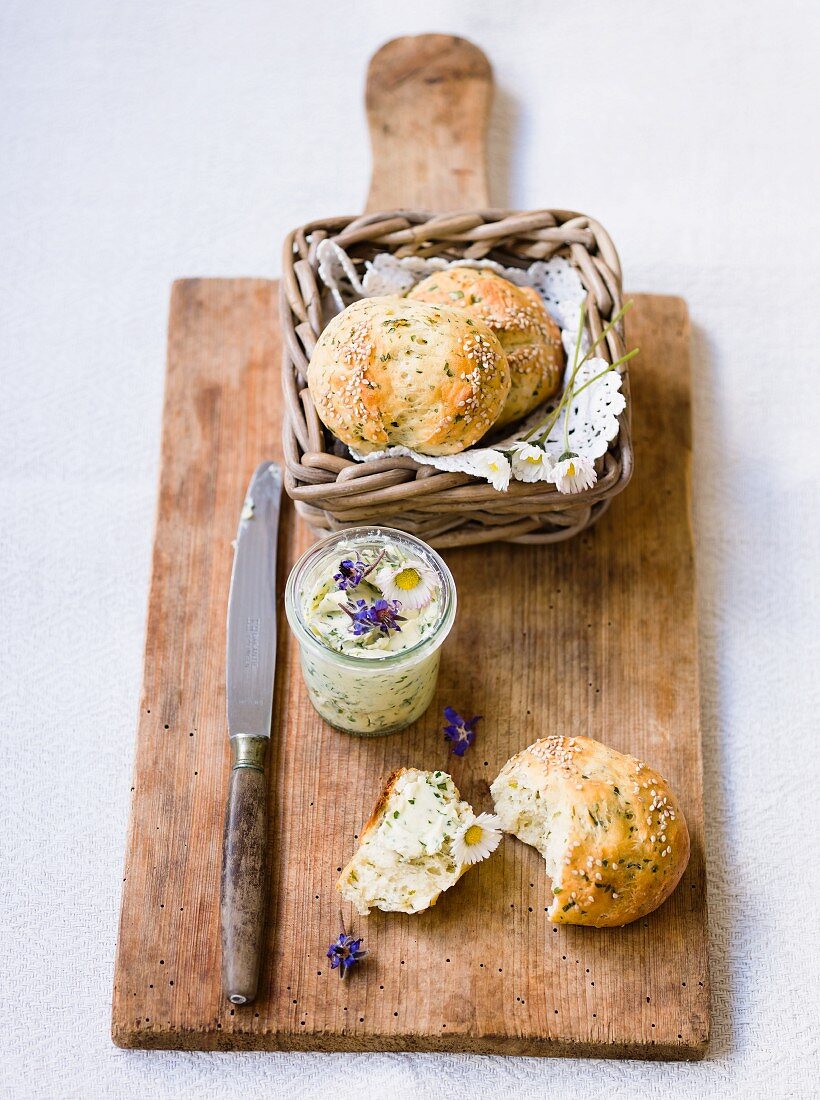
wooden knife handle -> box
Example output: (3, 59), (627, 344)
(220, 736), (268, 1004)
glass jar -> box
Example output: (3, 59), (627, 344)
(284, 526), (457, 737)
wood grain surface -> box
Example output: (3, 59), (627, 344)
(112, 34), (708, 1058)
(365, 34), (492, 211)
(111, 281), (709, 1057)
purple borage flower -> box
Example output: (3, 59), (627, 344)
(443, 707), (482, 757)
(326, 927), (367, 979)
(345, 597), (406, 637)
(333, 558), (367, 591)
(333, 549), (386, 592)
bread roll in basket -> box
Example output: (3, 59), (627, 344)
(307, 295), (510, 456)
(409, 267), (564, 427)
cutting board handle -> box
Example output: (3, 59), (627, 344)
(365, 34), (492, 213)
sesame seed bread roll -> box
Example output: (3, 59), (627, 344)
(337, 768), (475, 916)
(408, 267), (564, 428)
(307, 296), (510, 456)
(490, 736), (690, 927)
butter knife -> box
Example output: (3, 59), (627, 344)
(221, 461), (282, 1005)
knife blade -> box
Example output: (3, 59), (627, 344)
(220, 460), (282, 1005)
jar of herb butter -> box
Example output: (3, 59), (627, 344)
(285, 526), (457, 736)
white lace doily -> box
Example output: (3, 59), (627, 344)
(314, 242), (626, 491)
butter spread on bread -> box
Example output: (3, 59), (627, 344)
(337, 768), (476, 915)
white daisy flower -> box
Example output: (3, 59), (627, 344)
(509, 441), (554, 483)
(375, 559), (439, 610)
(550, 452), (597, 494)
(470, 450), (511, 492)
(451, 813), (504, 866)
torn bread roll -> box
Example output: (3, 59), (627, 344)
(490, 736), (690, 927)
(337, 768), (484, 915)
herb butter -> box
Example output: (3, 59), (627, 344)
(285, 527), (457, 736)
(373, 771), (462, 859)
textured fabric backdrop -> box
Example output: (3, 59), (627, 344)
(2, 1), (819, 1097)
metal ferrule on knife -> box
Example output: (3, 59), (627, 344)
(229, 734), (268, 771)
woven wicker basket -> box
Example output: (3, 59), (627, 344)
(281, 208), (632, 547)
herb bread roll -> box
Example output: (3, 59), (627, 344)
(490, 736), (689, 927)
(337, 768), (475, 915)
(408, 267), (564, 427)
(307, 296), (510, 455)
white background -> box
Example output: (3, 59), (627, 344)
(2, 1), (819, 1097)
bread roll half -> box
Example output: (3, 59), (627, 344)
(337, 768), (476, 915)
(491, 736), (690, 927)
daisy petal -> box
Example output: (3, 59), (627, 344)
(550, 452), (597, 494)
(375, 559), (438, 610)
(451, 812), (503, 866)
(509, 441), (555, 483)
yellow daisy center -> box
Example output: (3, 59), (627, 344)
(463, 824), (484, 847)
(525, 454), (541, 464)
(566, 462), (576, 476)
(394, 567), (421, 591)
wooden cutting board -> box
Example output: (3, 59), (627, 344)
(112, 35), (709, 1058)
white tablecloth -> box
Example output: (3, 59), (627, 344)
(2, 2), (818, 1097)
